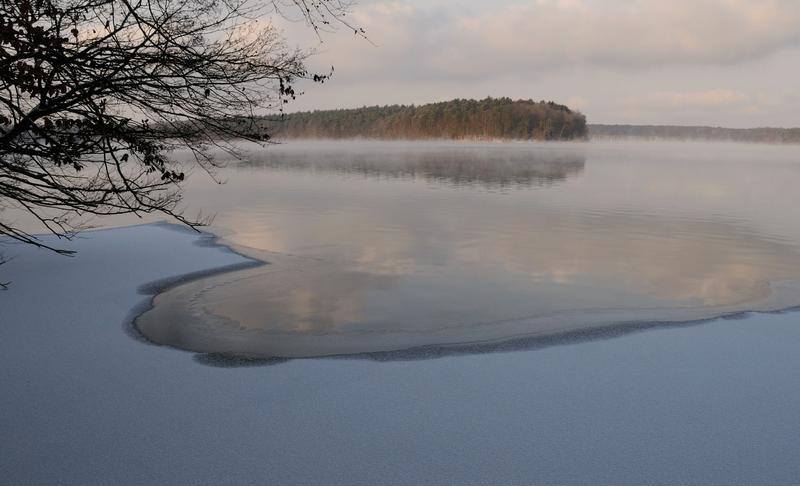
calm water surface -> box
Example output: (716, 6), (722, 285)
(136, 141), (800, 357)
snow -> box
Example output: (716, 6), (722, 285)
(2, 222), (800, 485)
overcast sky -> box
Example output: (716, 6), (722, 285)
(282, 0), (800, 128)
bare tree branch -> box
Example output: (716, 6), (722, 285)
(0, 252), (10, 289)
(0, 0), (358, 267)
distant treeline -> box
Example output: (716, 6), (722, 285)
(262, 98), (587, 141)
(589, 124), (800, 144)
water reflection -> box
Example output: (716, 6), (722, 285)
(136, 142), (800, 358)
(235, 142), (585, 189)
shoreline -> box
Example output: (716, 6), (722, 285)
(122, 222), (267, 345)
(193, 304), (800, 368)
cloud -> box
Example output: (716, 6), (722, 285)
(302, 0), (800, 81)
(627, 90), (749, 109)
(453, 0), (800, 69)
(616, 88), (800, 124)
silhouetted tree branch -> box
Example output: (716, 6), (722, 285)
(0, 252), (9, 288)
(0, 0), (355, 257)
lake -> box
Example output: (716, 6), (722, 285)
(136, 141), (800, 358)
(5, 140), (800, 485)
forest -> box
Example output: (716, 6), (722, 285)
(261, 98), (587, 141)
(589, 124), (800, 144)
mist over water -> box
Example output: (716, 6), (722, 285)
(137, 141), (800, 358)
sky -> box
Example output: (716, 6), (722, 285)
(278, 0), (800, 128)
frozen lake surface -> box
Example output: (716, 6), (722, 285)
(2, 223), (800, 485)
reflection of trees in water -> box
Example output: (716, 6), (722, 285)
(237, 148), (586, 189)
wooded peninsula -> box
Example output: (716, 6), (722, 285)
(262, 98), (588, 141)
